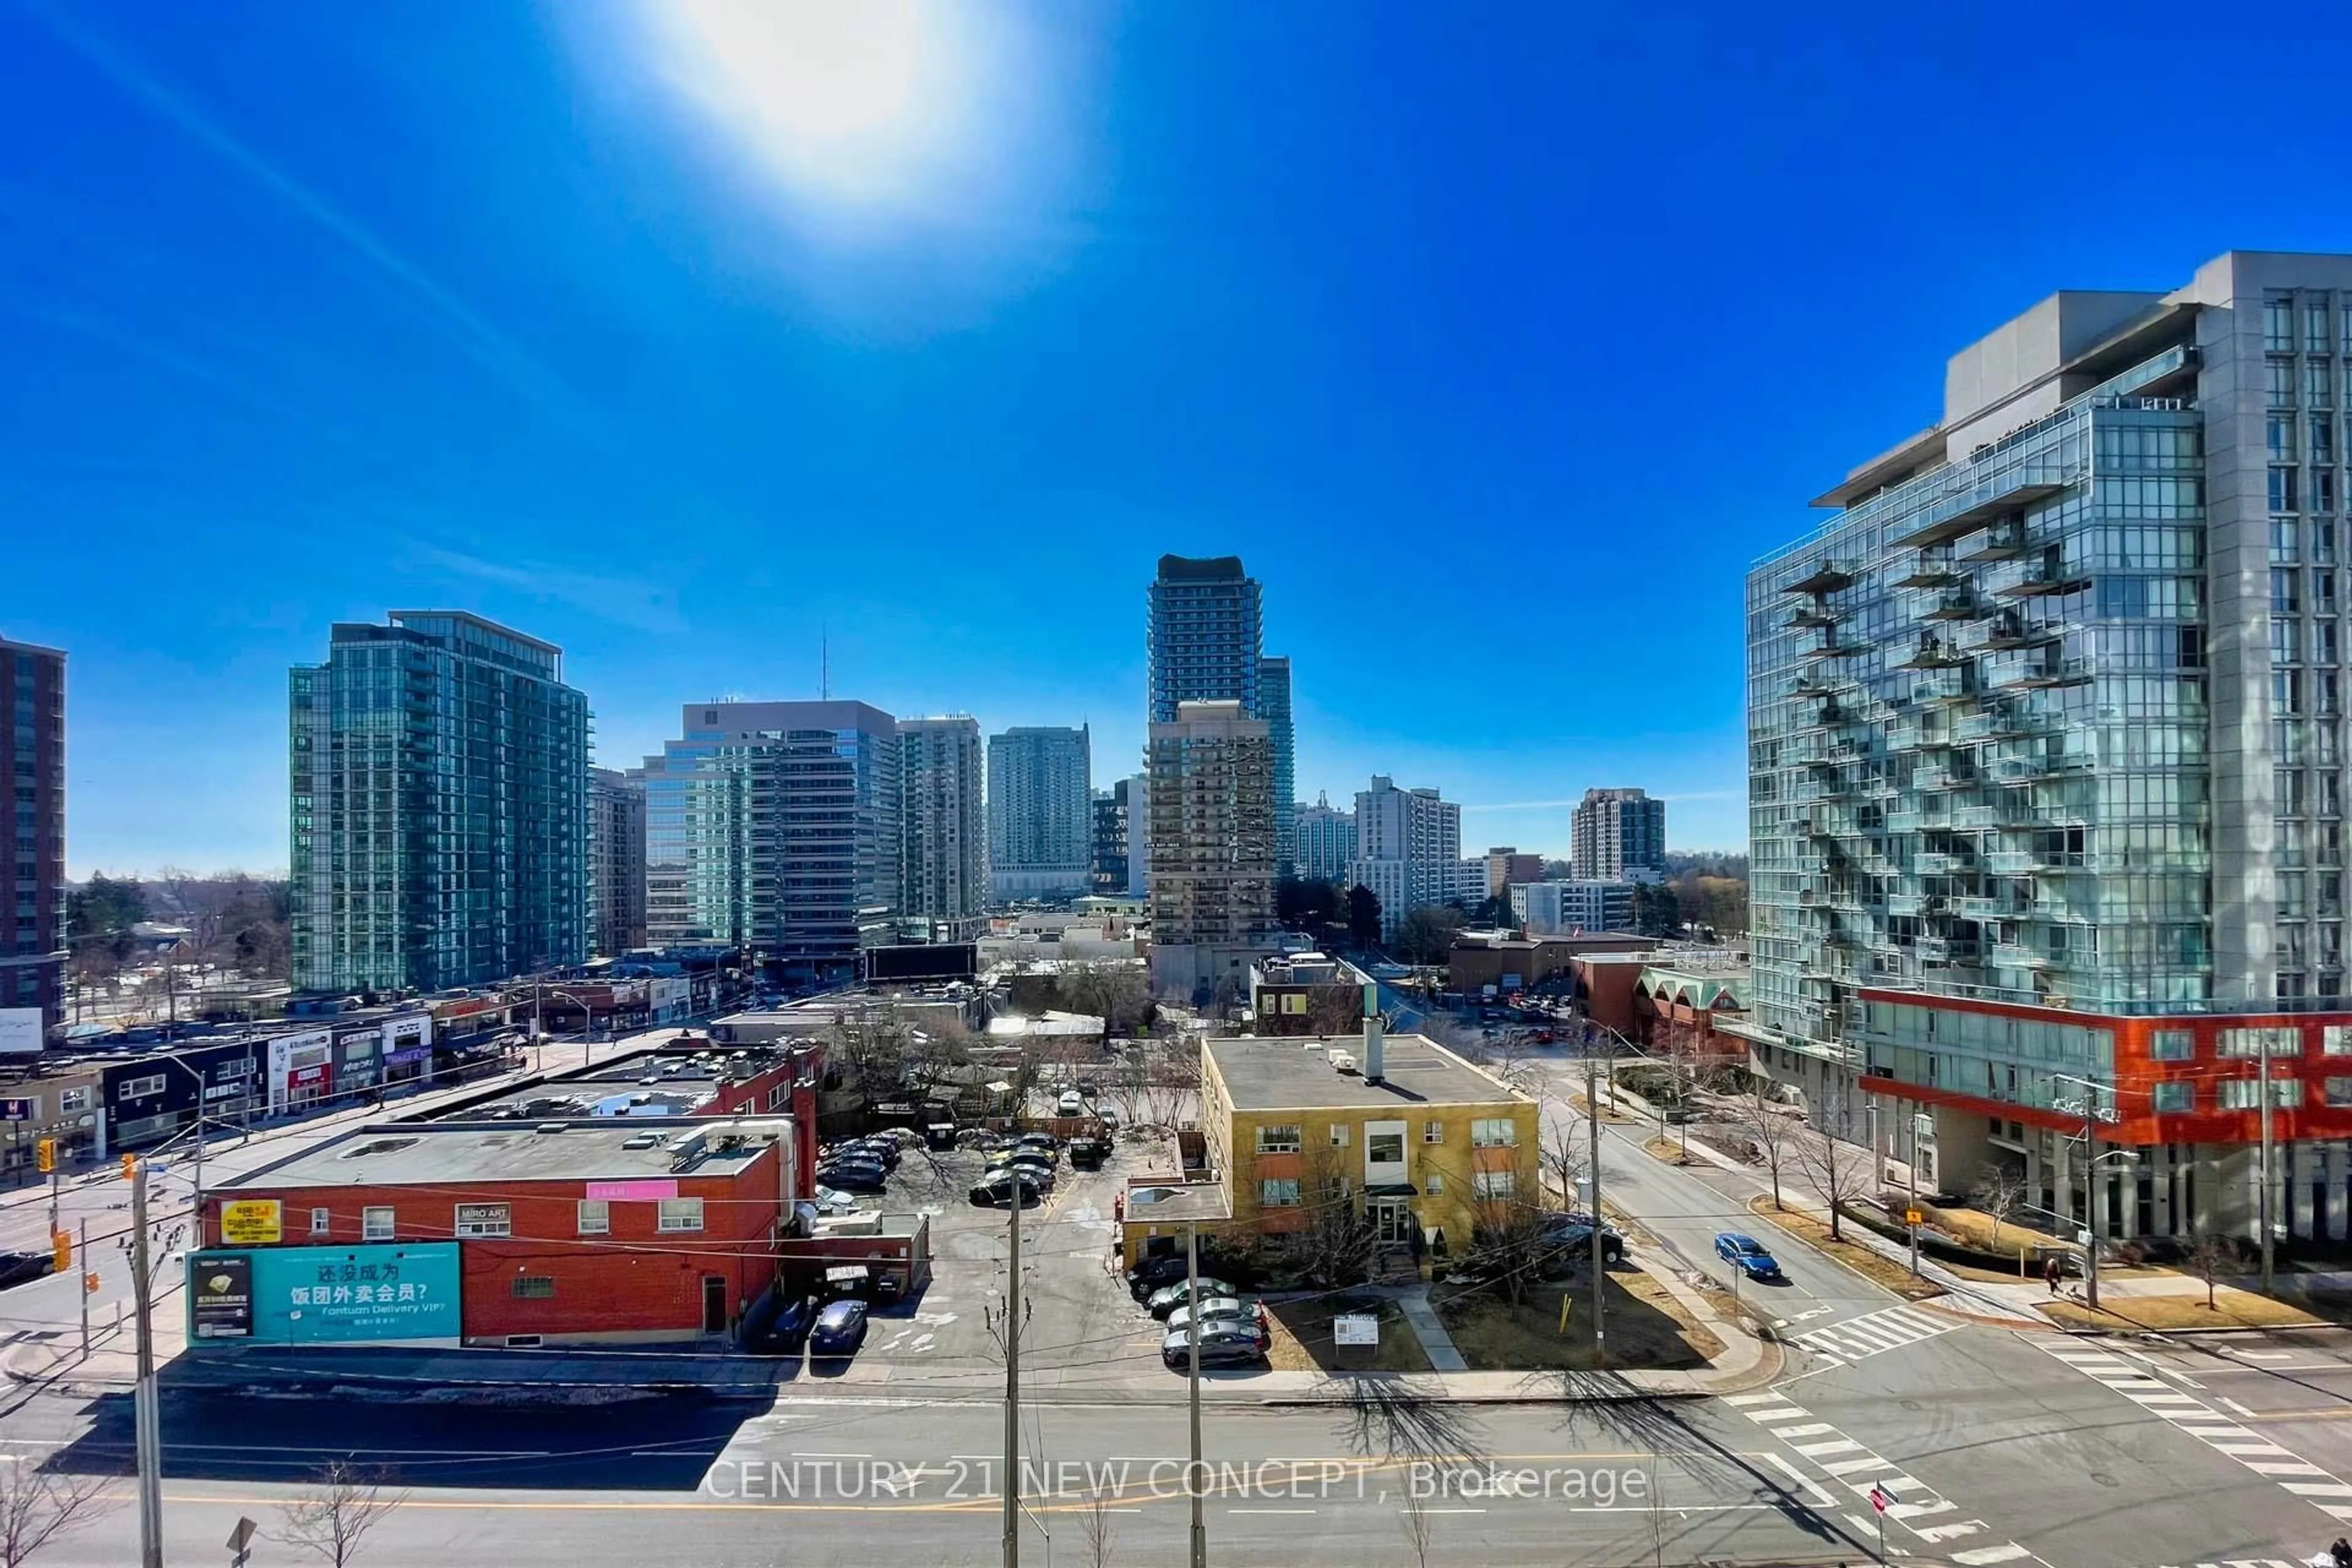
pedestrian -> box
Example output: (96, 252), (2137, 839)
(2043, 1255), (2062, 1295)
(2331, 1537), (2351, 1568)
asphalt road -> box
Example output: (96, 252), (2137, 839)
(15, 1037), (2352, 1564)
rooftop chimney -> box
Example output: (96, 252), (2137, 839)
(1362, 982), (1384, 1085)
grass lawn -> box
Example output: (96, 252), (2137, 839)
(1262, 1292), (1431, 1374)
(1570, 1091), (1637, 1125)
(1434, 1270), (1722, 1372)
(1920, 1203), (2067, 1257)
(1642, 1136), (1700, 1167)
(1746, 1196), (1945, 1302)
(2037, 1288), (2340, 1333)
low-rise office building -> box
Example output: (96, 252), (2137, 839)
(193, 1117), (795, 1348)
(1512, 880), (1636, 937)
(1248, 954), (1374, 1036)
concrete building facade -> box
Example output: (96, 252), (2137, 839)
(1148, 555), (1262, 723)
(1570, 788), (1667, 883)
(1741, 249), (2352, 1245)
(1511, 879), (1635, 936)
(1147, 701), (1275, 997)
(0, 635), (64, 1038)
(1259, 655), (1296, 876)
(1483, 848), (1545, 900)
(1348, 776), (1461, 937)
(1294, 794), (1358, 884)
(897, 717), (987, 941)
(589, 767), (647, 958)
(290, 612), (589, 995)
(986, 725), (1091, 903)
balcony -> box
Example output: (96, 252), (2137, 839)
(1958, 516), (2031, 564)
(1886, 893), (1924, 918)
(1969, 615), (2060, 652)
(1998, 567), (2092, 599)
(1799, 639), (1864, 663)
(1990, 942), (2054, 970)
(1914, 934), (1981, 963)
(1898, 639), (1971, 670)
(1787, 606), (1839, 630)
(1953, 894), (2016, 921)
(1954, 803), (2002, 828)
(1887, 454), (2081, 549)
(1883, 810), (1922, 833)
(2011, 657), (2092, 690)
(1922, 592), (1983, 622)
(1782, 559), (1855, 595)
(1917, 851), (1969, 875)
(1893, 556), (1966, 590)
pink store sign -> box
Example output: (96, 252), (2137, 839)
(585, 1179), (678, 1202)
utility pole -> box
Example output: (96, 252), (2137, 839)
(2260, 1041), (2276, 1294)
(77, 1218), (89, 1360)
(2081, 1093), (2101, 1314)
(1002, 1178), (1022, 1568)
(129, 1157), (163, 1568)
(1186, 1218), (1205, 1568)
(1585, 1053), (1605, 1363)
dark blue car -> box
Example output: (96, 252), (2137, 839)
(809, 1300), (870, 1358)
(1714, 1232), (1784, 1281)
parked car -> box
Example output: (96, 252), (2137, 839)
(1714, 1232), (1784, 1281)
(1058, 1090), (1086, 1116)
(1126, 1254), (1194, 1298)
(1539, 1215), (1626, 1266)
(969, 1171), (1045, 1207)
(1161, 1322), (1270, 1371)
(1013, 1133), (1060, 1156)
(809, 1300), (870, 1358)
(1165, 1295), (1263, 1333)
(753, 1294), (819, 1354)
(810, 1185), (862, 1215)
(1068, 1137), (1110, 1171)
(819, 1163), (888, 1194)
(1147, 1278), (1239, 1320)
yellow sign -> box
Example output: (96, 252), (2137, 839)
(219, 1200), (282, 1245)
(1904, 1208), (1924, 1226)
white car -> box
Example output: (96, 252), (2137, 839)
(1058, 1090), (1085, 1116)
(811, 1186), (861, 1214)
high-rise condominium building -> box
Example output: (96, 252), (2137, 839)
(1148, 555), (1263, 723)
(1293, 793), (1357, 883)
(1148, 701), (1275, 995)
(589, 767), (647, 957)
(899, 716), (987, 940)
(642, 701), (900, 984)
(1348, 776), (1461, 937)
(290, 612), (589, 995)
(1259, 655), (1295, 875)
(1570, 788), (1667, 883)
(1743, 249), (2352, 1246)
(987, 726), (1092, 902)
(0, 635), (64, 1037)
(1091, 777), (1145, 896)
(1485, 847), (1545, 899)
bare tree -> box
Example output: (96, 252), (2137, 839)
(0, 1464), (118, 1567)
(1397, 1472), (1435, 1568)
(1077, 1482), (1120, 1568)
(1540, 1118), (1587, 1214)
(1739, 1080), (1798, 1211)
(274, 1461), (406, 1567)
(2187, 1232), (2245, 1311)
(1790, 1096), (1871, 1242)
(1455, 1196), (1553, 1310)
(1972, 1164), (2030, 1252)
(1294, 1145), (1379, 1288)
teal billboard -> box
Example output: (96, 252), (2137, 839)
(188, 1242), (461, 1345)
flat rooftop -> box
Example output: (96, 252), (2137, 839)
(1205, 1033), (1526, 1112)
(450, 1044), (807, 1121)
(221, 1118), (775, 1190)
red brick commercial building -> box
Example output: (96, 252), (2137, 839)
(198, 1117), (796, 1347)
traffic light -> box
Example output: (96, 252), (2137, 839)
(81, 1271), (98, 1297)
(119, 1154), (137, 1183)
(34, 1138), (55, 1174)
(49, 1232), (69, 1272)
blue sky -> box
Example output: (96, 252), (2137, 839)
(11, 1), (2352, 876)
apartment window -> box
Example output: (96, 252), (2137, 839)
(2321, 418), (2341, 465)
(1472, 1169), (1517, 1200)
(361, 1207), (394, 1241)
(2314, 360), (2338, 410)
(2324, 572), (2340, 614)
(1424, 1173), (1444, 1196)
(1367, 1130), (1405, 1164)
(1423, 1120), (1444, 1144)
(2272, 358), (2299, 407)
(1256, 1125), (1302, 1154)
(2220, 1079), (2261, 1110)
(577, 1199), (611, 1236)
(2276, 1078), (2305, 1107)
(2323, 519), (2343, 564)
(510, 1276), (557, 1299)
(58, 1088), (89, 1114)
(309, 1207), (331, 1238)
(1470, 1118), (1517, 1148)
(2219, 1026), (2302, 1058)
(2321, 469), (2340, 515)
(766, 1084), (786, 1110)
(2275, 518), (2302, 560)
(117, 1075), (164, 1101)
(2329, 1079), (2352, 1107)
(454, 1203), (511, 1238)
(1259, 1178), (1300, 1207)
(657, 1197), (704, 1233)
(2277, 671), (2305, 713)
(2273, 414), (2299, 460)
(2274, 469), (2302, 514)
(2150, 1030), (2194, 1061)
(2276, 569), (2304, 614)
(1329, 1124), (1349, 1148)
(2268, 296), (2297, 352)
(2152, 1082), (2194, 1114)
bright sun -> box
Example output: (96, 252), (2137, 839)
(654, 0), (945, 205)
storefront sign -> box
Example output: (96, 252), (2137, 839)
(585, 1178), (677, 1202)
(219, 1200), (282, 1245)
(189, 1254), (254, 1339)
(0, 1009), (42, 1056)
(382, 1014), (434, 1066)
(187, 1243), (461, 1346)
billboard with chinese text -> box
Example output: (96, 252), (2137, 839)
(186, 1242), (460, 1345)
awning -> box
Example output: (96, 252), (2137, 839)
(1365, 1183), (1417, 1198)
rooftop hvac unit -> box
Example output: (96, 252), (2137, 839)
(1328, 1050), (1359, 1075)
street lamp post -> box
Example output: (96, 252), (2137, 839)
(534, 983), (599, 1074)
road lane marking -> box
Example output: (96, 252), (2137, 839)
(1724, 1394), (2028, 1556)
(1948, 1545), (2034, 1565)
(2039, 1340), (2352, 1524)
(1758, 1452), (1835, 1507)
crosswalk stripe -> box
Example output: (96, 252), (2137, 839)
(1793, 1439), (1868, 1458)
(1740, 1404), (1809, 1422)
(1771, 1422), (1837, 1438)
(1822, 1455), (1892, 1477)
(1948, 1544), (2032, 1565)
(2283, 1481), (2352, 1498)
(1912, 1520), (1986, 1542)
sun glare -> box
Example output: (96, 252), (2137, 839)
(654, 0), (944, 206)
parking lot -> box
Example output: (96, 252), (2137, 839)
(817, 1132), (1173, 1386)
